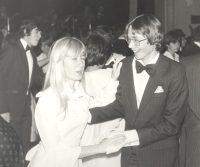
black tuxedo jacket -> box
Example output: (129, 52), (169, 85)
(0, 40), (44, 118)
(180, 41), (200, 57)
(181, 55), (200, 120)
(90, 54), (188, 167)
(180, 54), (200, 166)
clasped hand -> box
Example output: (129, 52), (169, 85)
(104, 130), (140, 154)
(99, 134), (126, 154)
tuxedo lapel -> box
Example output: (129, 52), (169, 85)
(123, 57), (138, 116)
(138, 55), (168, 112)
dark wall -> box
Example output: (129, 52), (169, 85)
(3, 0), (129, 26)
(137, 0), (155, 15)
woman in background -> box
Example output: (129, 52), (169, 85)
(37, 36), (54, 73)
(81, 30), (125, 167)
(163, 30), (181, 62)
(26, 37), (125, 167)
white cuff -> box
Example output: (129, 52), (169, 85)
(124, 130), (140, 146)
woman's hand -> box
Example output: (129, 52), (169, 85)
(111, 57), (124, 81)
(98, 134), (126, 153)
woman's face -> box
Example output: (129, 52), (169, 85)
(41, 42), (50, 55)
(64, 52), (86, 84)
(168, 41), (180, 53)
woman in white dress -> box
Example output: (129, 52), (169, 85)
(163, 30), (181, 62)
(81, 31), (125, 167)
(26, 37), (126, 167)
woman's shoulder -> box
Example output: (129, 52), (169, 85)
(37, 88), (59, 100)
(36, 88), (61, 112)
(84, 69), (112, 80)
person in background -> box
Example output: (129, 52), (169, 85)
(113, 23), (134, 57)
(0, 19), (44, 157)
(85, 28), (124, 69)
(89, 14), (188, 167)
(180, 25), (200, 57)
(163, 30), (181, 62)
(175, 29), (186, 52)
(179, 53), (200, 167)
(37, 36), (54, 73)
(81, 32), (125, 167)
(26, 37), (125, 167)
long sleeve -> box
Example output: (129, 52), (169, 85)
(0, 45), (14, 114)
(89, 79), (125, 124)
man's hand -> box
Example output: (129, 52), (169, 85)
(1, 112), (10, 122)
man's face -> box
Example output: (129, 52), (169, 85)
(127, 25), (156, 64)
(25, 28), (42, 47)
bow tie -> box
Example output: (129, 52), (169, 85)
(26, 45), (31, 52)
(135, 60), (156, 77)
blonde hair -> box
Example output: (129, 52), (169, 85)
(43, 37), (86, 110)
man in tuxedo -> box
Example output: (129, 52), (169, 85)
(89, 14), (188, 167)
(180, 54), (200, 167)
(180, 25), (200, 57)
(0, 19), (44, 155)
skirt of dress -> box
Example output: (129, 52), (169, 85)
(0, 116), (26, 167)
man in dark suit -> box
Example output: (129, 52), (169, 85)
(180, 54), (200, 167)
(180, 25), (200, 57)
(89, 14), (188, 167)
(0, 19), (44, 155)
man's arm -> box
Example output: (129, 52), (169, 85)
(90, 81), (125, 124)
(0, 45), (14, 116)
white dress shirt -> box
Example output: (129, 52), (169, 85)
(20, 38), (33, 88)
(132, 53), (159, 108)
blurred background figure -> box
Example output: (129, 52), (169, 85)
(81, 29), (124, 167)
(37, 35), (54, 73)
(163, 30), (181, 62)
(85, 27), (125, 69)
(181, 25), (200, 57)
(180, 54), (200, 167)
(113, 23), (134, 57)
(175, 29), (187, 56)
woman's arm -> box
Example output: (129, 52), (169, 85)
(79, 134), (126, 158)
(37, 57), (49, 67)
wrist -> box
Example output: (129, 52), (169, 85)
(124, 130), (139, 144)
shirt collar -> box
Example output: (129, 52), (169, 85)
(20, 38), (29, 50)
(194, 41), (200, 47)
